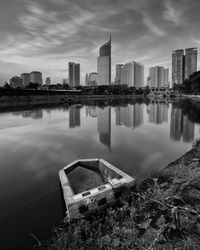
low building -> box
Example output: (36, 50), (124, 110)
(9, 76), (23, 88)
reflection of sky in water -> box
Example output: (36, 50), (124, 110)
(0, 102), (200, 250)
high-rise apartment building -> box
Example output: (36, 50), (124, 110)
(120, 61), (144, 87)
(115, 64), (123, 84)
(172, 49), (184, 85)
(30, 71), (43, 85)
(185, 48), (197, 79)
(172, 48), (198, 85)
(21, 73), (30, 87)
(97, 37), (111, 85)
(68, 62), (80, 87)
(149, 66), (169, 88)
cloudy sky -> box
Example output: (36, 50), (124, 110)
(0, 0), (200, 85)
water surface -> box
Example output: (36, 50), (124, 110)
(0, 100), (199, 250)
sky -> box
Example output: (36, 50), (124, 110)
(0, 0), (200, 86)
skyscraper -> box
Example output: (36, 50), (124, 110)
(185, 48), (197, 79)
(68, 62), (80, 87)
(172, 49), (185, 85)
(97, 37), (111, 85)
(30, 71), (43, 85)
(115, 64), (123, 84)
(120, 61), (144, 87)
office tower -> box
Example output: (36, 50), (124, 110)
(69, 106), (80, 128)
(185, 48), (197, 79)
(115, 64), (123, 84)
(68, 62), (80, 87)
(149, 66), (169, 88)
(120, 61), (144, 87)
(9, 76), (23, 88)
(172, 49), (185, 85)
(97, 106), (111, 149)
(97, 37), (111, 85)
(85, 72), (98, 86)
(46, 77), (51, 85)
(30, 71), (43, 85)
(21, 73), (30, 87)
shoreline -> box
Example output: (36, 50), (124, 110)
(0, 94), (146, 112)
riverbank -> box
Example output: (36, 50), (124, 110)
(32, 140), (200, 250)
(0, 94), (146, 112)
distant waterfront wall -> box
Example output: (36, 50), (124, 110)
(0, 94), (140, 111)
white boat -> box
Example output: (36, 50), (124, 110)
(59, 159), (135, 220)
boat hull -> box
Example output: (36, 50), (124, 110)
(59, 159), (135, 220)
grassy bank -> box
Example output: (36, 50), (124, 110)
(32, 140), (200, 250)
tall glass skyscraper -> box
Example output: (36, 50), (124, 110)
(97, 37), (111, 85)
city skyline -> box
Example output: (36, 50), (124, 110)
(0, 0), (200, 85)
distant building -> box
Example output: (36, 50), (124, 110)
(120, 61), (144, 87)
(185, 48), (197, 80)
(68, 62), (80, 87)
(97, 37), (111, 85)
(62, 78), (69, 85)
(9, 76), (23, 88)
(30, 71), (43, 85)
(45, 77), (51, 85)
(85, 72), (98, 86)
(115, 64), (123, 84)
(149, 66), (169, 88)
(21, 73), (30, 87)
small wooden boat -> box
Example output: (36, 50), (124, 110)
(59, 159), (135, 220)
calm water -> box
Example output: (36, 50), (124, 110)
(0, 100), (200, 250)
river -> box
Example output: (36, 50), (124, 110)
(0, 99), (199, 250)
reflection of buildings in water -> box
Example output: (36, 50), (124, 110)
(115, 104), (143, 129)
(182, 115), (194, 142)
(148, 103), (168, 124)
(14, 110), (43, 119)
(69, 106), (81, 128)
(86, 106), (97, 118)
(97, 106), (111, 149)
(170, 105), (194, 142)
(133, 103), (143, 129)
(115, 105), (132, 127)
(170, 107), (183, 141)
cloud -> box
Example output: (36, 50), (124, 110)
(143, 15), (165, 36)
(163, 1), (182, 25)
(0, 0), (200, 85)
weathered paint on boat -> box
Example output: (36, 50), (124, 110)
(59, 159), (135, 220)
